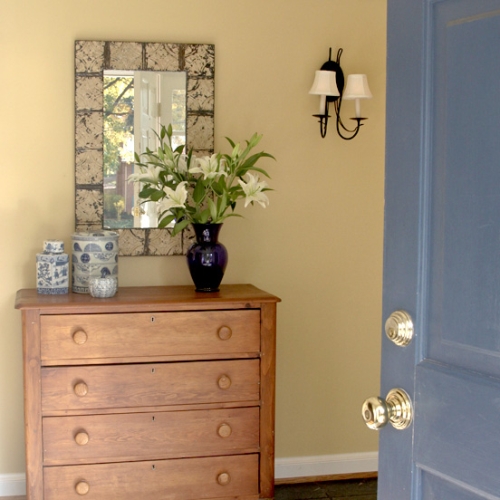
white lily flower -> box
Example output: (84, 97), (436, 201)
(127, 165), (162, 184)
(189, 154), (227, 180)
(238, 173), (269, 208)
(159, 182), (188, 212)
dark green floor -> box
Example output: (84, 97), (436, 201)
(275, 478), (377, 500)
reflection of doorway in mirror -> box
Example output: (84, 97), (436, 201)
(103, 72), (135, 230)
(103, 70), (186, 230)
(133, 71), (186, 228)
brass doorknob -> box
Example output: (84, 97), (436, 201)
(362, 388), (413, 430)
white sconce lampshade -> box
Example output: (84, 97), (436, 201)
(309, 70), (339, 116)
(309, 70), (340, 96)
(343, 74), (372, 118)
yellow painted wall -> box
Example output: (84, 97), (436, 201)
(0, 0), (386, 474)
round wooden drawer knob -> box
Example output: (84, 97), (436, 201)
(75, 431), (89, 446)
(72, 330), (88, 345)
(218, 326), (232, 341)
(74, 382), (88, 397)
(75, 481), (90, 495)
(217, 423), (232, 438)
(217, 472), (231, 486)
(217, 375), (232, 390)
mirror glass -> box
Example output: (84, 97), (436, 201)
(75, 41), (214, 256)
(102, 70), (186, 230)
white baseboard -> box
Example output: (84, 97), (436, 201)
(275, 452), (378, 480)
(0, 473), (25, 496)
(0, 453), (378, 496)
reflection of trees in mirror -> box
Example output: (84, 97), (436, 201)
(103, 75), (135, 229)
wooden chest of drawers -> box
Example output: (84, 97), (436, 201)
(16, 284), (279, 500)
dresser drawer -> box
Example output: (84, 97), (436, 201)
(43, 454), (259, 500)
(40, 310), (261, 364)
(41, 360), (260, 412)
(43, 407), (259, 465)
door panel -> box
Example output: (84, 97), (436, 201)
(429, 3), (500, 372)
(421, 471), (491, 500)
(415, 361), (500, 496)
(381, 0), (500, 498)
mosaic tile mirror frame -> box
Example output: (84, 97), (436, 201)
(75, 40), (215, 256)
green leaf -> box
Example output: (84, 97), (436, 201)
(208, 198), (218, 221)
(158, 214), (175, 228)
(149, 190), (164, 202)
(193, 179), (205, 204)
(172, 218), (190, 236)
(238, 152), (274, 172)
(174, 144), (185, 155)
(198, 208), (211, 224)
(212, 177), (225, 196)
(218, 191), (227, 217)
(139, 186), (158, 198)
(244, 166), (272, 179)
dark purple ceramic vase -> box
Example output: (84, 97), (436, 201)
(186, 223), (228, 292)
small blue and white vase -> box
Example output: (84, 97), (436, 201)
(36, 240), (69, 295)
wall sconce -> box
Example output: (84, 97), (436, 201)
(309, 48), (372, 139)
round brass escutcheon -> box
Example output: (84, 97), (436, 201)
(217, 375), (232, 390)
(72, 330), (88, 345)
(75, 431), (89, 446)
(385, 388), (413, 430)
(217, 472), (231, 486)
(218, 326), (232, 341)
(75, 480), (90, 495)
(217, 423), (232, 438)
(74, 382), (88, 397)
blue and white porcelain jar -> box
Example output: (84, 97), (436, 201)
(72, 231), (119, 293)
(36, 240), (69, 294)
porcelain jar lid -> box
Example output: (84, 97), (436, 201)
(43, 240), (65, 253)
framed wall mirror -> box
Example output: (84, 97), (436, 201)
(75, 40), (215, 256)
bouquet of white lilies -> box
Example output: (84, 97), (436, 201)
(129, 124), (275, 235)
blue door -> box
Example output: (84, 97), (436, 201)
(376, 0), (500, 498)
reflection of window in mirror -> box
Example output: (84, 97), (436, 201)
(103, 70), (186, 230)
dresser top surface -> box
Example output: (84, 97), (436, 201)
(15, 284), (280, 313)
